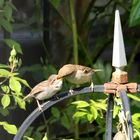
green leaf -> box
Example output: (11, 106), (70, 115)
(128, 94), (140, 102)
(132, 113), (140, 129)
(24, 136), (34, 140)
(61, 114), (71, 130)
(14, 77), (31, 89)
(90, 106), (98, 120)
(78, 108), (88, 112)
(132, 113), (140, 120)
(72, 101), (89, 108)
(42, 133), (48, 140)
(134, 129), (140, 139)
(4, 3), (12, 21)
(0, 121), (17, 134)
(0, 64), (10, 69)
(87, 114), (94, 123)
(0, 67), (18, 78)
(8, 1), (17, 11)
(1, 94), (10, 108)
(0, 69), (11, 77)
(0, 108), (9, 116)
(14, 96), (26, 110)
(9, 77), (21, 93)
(113, 105), (119, 118)
(4, 39), (23, 54)
(129, 0), (140, 27)
(0, 18), (12, 32)
(1, 85), (10, 93)
(73, 111), (87, 119)
(51, 107), (60, 118)
(90, 100), (106, 111)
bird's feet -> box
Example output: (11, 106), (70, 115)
(69, 89), (74, 95)
(36, 100), (43, 112)
(39, 105), (43, 112)
(54, 95), (60, 100)
(89, 82), (94, 91)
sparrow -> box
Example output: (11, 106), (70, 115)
(23, 74), (63, 111)
(57, 64), (102, 90)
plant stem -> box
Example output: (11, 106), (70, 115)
(49, 1), (93, 65)
(69, 1), (79, 139)
(74, 121), (79, 140)
(80, 0), (96, 32)
(127, 39), (140, 72)
(69, 0), (78, 64)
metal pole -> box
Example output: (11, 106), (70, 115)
(137, 85), (140, 92)
(120, 89), (133, 140)
(105, 94), (114, 140)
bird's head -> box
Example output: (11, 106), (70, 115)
(50, 74), (63, 90)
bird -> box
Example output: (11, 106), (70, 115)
(23, 74), (63, 111)
(57, 64), (102, 91)
(113, 131), (127, 140)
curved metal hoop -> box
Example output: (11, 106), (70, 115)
(14, 85), (104, 140)
(120, 89), (133, 140)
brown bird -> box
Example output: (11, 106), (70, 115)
(57, 64), (101, 90)
(113, 131), (127, 140)
(23, 74), (63, 111)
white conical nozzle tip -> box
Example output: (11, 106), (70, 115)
(112, 10), (127, 70)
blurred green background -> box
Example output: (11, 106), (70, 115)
(1, 0), (140, 140)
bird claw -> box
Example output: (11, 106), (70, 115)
(38, 104), (44, 112)
(89, 82), (94, 91)
(36, 100), (43, 112)
(69, 89), (74, 95)
(54, 95), (60, 100)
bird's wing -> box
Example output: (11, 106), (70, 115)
(57, 64), (76, 78)
(30, 80), (49, 95)
(23, 80), (49, 101)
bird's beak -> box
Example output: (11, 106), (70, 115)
(56, 75), (60, 79)
(56, 75), (62, 80)
(93, 69), (103, 72)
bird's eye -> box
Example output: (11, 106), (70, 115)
(83, 69), (88, 73)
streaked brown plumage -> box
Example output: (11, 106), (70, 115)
(24, 74), (63, 111)
(57, 64), (101, 86)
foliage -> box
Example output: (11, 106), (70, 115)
(41, 0), (140, 139)
(0, 0), (30, 137)
(0, 0), (16, 32)
(23, 126), (48, 140)
(0, 47), (30, 135)
(1, 0), (140, 140)
(129, 0), (140, 27)
(4, 39), (23, 54)
(0, 121), (17, 134)
(72, 99), (106, 123)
